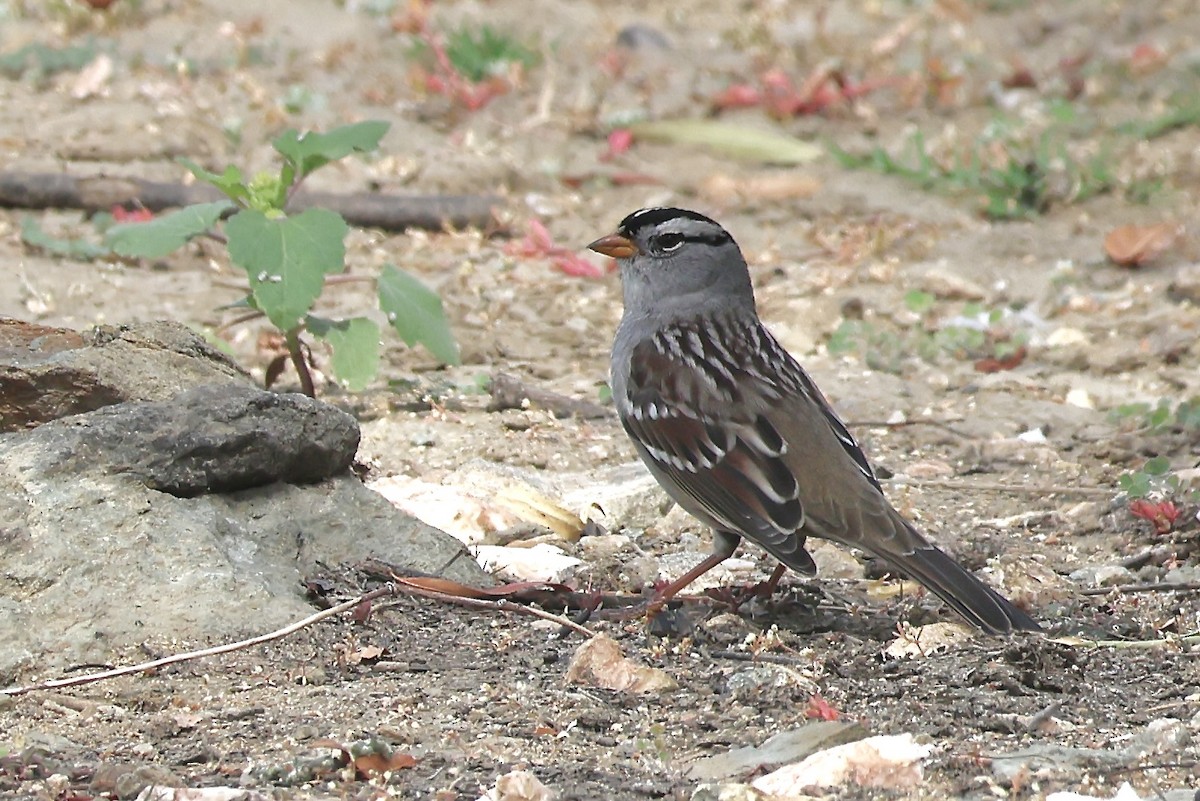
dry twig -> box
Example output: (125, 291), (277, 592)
(887, 477), (1111, 497)
(1078, 580), (1200, 597)
(487, 372), (611, 419)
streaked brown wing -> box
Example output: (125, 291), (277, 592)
(619, 338), (805, 554)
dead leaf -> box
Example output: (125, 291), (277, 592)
(1103, 222), (1181, 268)
(629, 119), (822, 165)
(478, 769), (555, 801)
(492, 484), (586, 543)
(974, 345), (1027, 373)
(346, 645), (384, 665)
(172, 710), (203, 729)
(71, 54), (114, 99)
(565, 634), (677, 694)
(354, 750), (418, 778)
(884, 622), (974, 659)
(698, 172), (822, 204)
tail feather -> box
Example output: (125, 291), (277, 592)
(889, 543), (1040, 634)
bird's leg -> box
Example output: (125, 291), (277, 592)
(644, 531), (741, 615)
(730, 562), (788, 608)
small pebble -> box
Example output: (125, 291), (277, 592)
(615, 24), (671, 51)
(1068, 564), (1134, 588)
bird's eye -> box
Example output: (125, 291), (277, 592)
(654, 232), (685, 253)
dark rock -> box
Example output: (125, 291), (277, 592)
(23, 383), (360, 496)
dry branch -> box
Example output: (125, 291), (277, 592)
(0, 170), (502, 232)
(487, 371), (611, 419)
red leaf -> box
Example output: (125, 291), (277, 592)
(1128, 43), (1167, 75)
(551, 253), (608, 279)
(350, 598), (373, 623)
(111, 205), (154, 223)
(602, 128), (634, 160)
(805, 694), (841, 721)
(1129, 499), (1180, 534)
(974, 345), (1027, 373)
(711, 84), (761, 110)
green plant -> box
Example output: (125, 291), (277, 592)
(0, 40), (96, 82)
(1111, 398), (1200, 432)
(442, 24), (537, 82)
(106, 121), (458, 394)
(407, 22), (538, 110)
(830, 127), (1119, 220)
(1118, 97), (1200, 139)
(1118, 457), (1183, 500)
(1118, 457), (1195, 534)
(826, 298), (1030, 374)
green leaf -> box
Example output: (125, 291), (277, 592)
(245, 171), (288, 214)
(1148, 403), (1172, 428)
(106, 201), (232, 258)
(1119, 472), (1150, 498)
(904, 290), (936, 314)
(378, 264), (460, 365)
(827, 320), (865, 355)
(629, 119), (822, 165)
(0, 41), (96, 81)
(20, 216), (108, 260)
(1143, 456), (1172, 476)
(307, 315), (380, 391)
(225, 208), (348, 331)
(272, 121), (390, 179)
(179, 159), (250, 203)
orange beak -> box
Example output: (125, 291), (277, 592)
(587, 232), (639, 259)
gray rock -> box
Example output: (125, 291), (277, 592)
(114, 764), (182, 800)
(0, 318), (251, 432)
(1167, 263), (1200, 305)
(989, 743), (1123, 782)
(685, 721), (868, 781)
(1068, 564), (1135, 588)
(0, 381), (490, 683)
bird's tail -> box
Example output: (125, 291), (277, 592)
(882, 518), (1041, 634)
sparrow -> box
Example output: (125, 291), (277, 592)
(588, 206), (1040, 633)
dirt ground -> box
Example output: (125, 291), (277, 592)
(2, 0), (1200, 799)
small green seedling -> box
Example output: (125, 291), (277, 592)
(106, 120), (459, 394)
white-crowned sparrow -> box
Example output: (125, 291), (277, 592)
(588, 206), (1040, 634)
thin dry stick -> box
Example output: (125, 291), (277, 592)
(849, 418), (972, 438)
(1, 579), (596, 698)
(1052, 633), (1200, 651)
(886, 477), (1112, 497)
(1079, 581), (1200, 596)
(0, 586), (396, 698)
(383, 578), (597, 639)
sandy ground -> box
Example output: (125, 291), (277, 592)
(2, 1), (1199, 798)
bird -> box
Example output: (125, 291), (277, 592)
(587, 206), (1040, 634)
